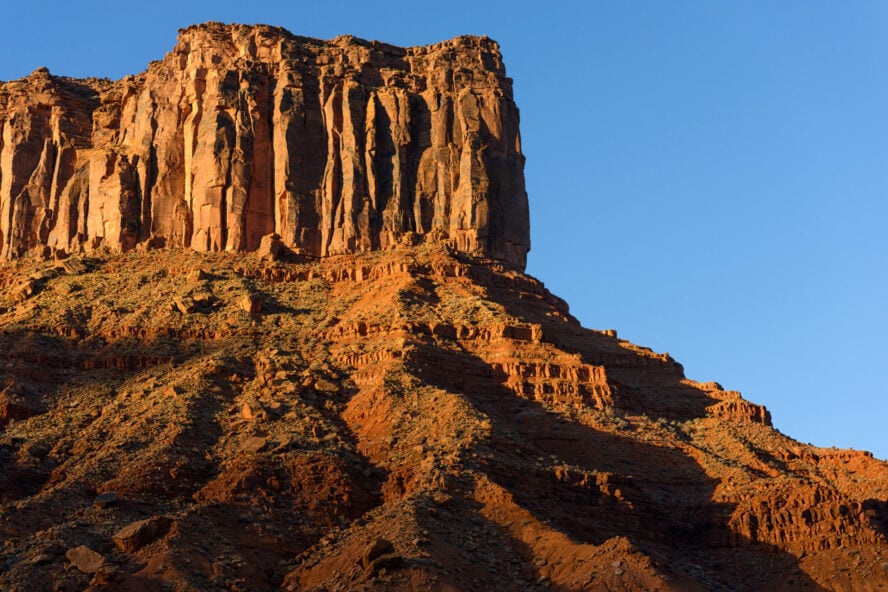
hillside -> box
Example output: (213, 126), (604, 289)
(1, 244), (887, 591)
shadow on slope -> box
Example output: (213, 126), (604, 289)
(0, 326), (388, 591)
(407, 340), (826, 591)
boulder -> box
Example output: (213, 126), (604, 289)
(93, 492), (118, 508)
(314, 379), (339, 394)
(256, 234), (286, 261)
(65, 545), (105, 573)
(361, 539), (395, 569)
(0, 386), (39, 427)
(186, 268), (208, 283)
(173, 296), (196, 314)
(112, 516), (171, 553)
(240, 293), (263, 314)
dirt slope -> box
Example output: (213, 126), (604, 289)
(1, 244), (887, 591)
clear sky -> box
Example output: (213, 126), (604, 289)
(2, 1), (886, 459)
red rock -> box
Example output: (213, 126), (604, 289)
(0, 395), (36, 426)
(0, 24), (529, 269)
(366, 553), (403, 575)
(65, 545), (105, 573)
(240, 293), (263, 314)
(112, 516), (170, 553)
(314, 379), (338, 393)
(256, 234), (286, 261)
(1, 23), (887, 592)
(241, 402), (257, 420)
(173, 296), (196, 314)
(241, 437), (268, 453)
(186, 268), (207, 283)
(361, 539), (395, 569)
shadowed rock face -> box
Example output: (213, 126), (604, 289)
(0, 22), (530, 268)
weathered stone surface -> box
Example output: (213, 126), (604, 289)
(65, 545), (105, 573)
(173, 296), (196, 314)
(314, 379), (338, 393)
(241, 436), (268, 453)
(0, 383), (40, 427)
(0, 23), (529, 268)
(112, 516), (170, 553)
(256, 233), (286, 261)
(240, 292), (263, 313)
(3, 24), (885, 592)
(93, 491), (118, 508)
(360, 539), (395, 569)
(186, 268), (207, 283)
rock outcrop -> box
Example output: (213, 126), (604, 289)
(0, 23), (529, 268)
(3, 23), (887, 592)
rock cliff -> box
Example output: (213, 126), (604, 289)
(0, 23), (529, 268)
(3, 23), (887, 592)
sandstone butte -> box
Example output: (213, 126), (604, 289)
(0, 22), (528, 269)
(0, 22), (887, 592)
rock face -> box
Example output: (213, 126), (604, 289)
(0, 23), (529, 268)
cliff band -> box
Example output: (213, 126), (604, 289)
(0, 23), (529, 268)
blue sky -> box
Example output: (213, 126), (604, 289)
(2, 2), (886, 459)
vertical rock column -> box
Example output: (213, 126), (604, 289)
(0, 104), (53, 259)
(320, 80), (370, 256)
(238, 68), (275, 251)
(365, 87), (415, 249)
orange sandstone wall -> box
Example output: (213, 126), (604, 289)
(0, 23), (530, 268)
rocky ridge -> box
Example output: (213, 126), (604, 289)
(0, 23), (529, 267)
(0, 22), (886, 592)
